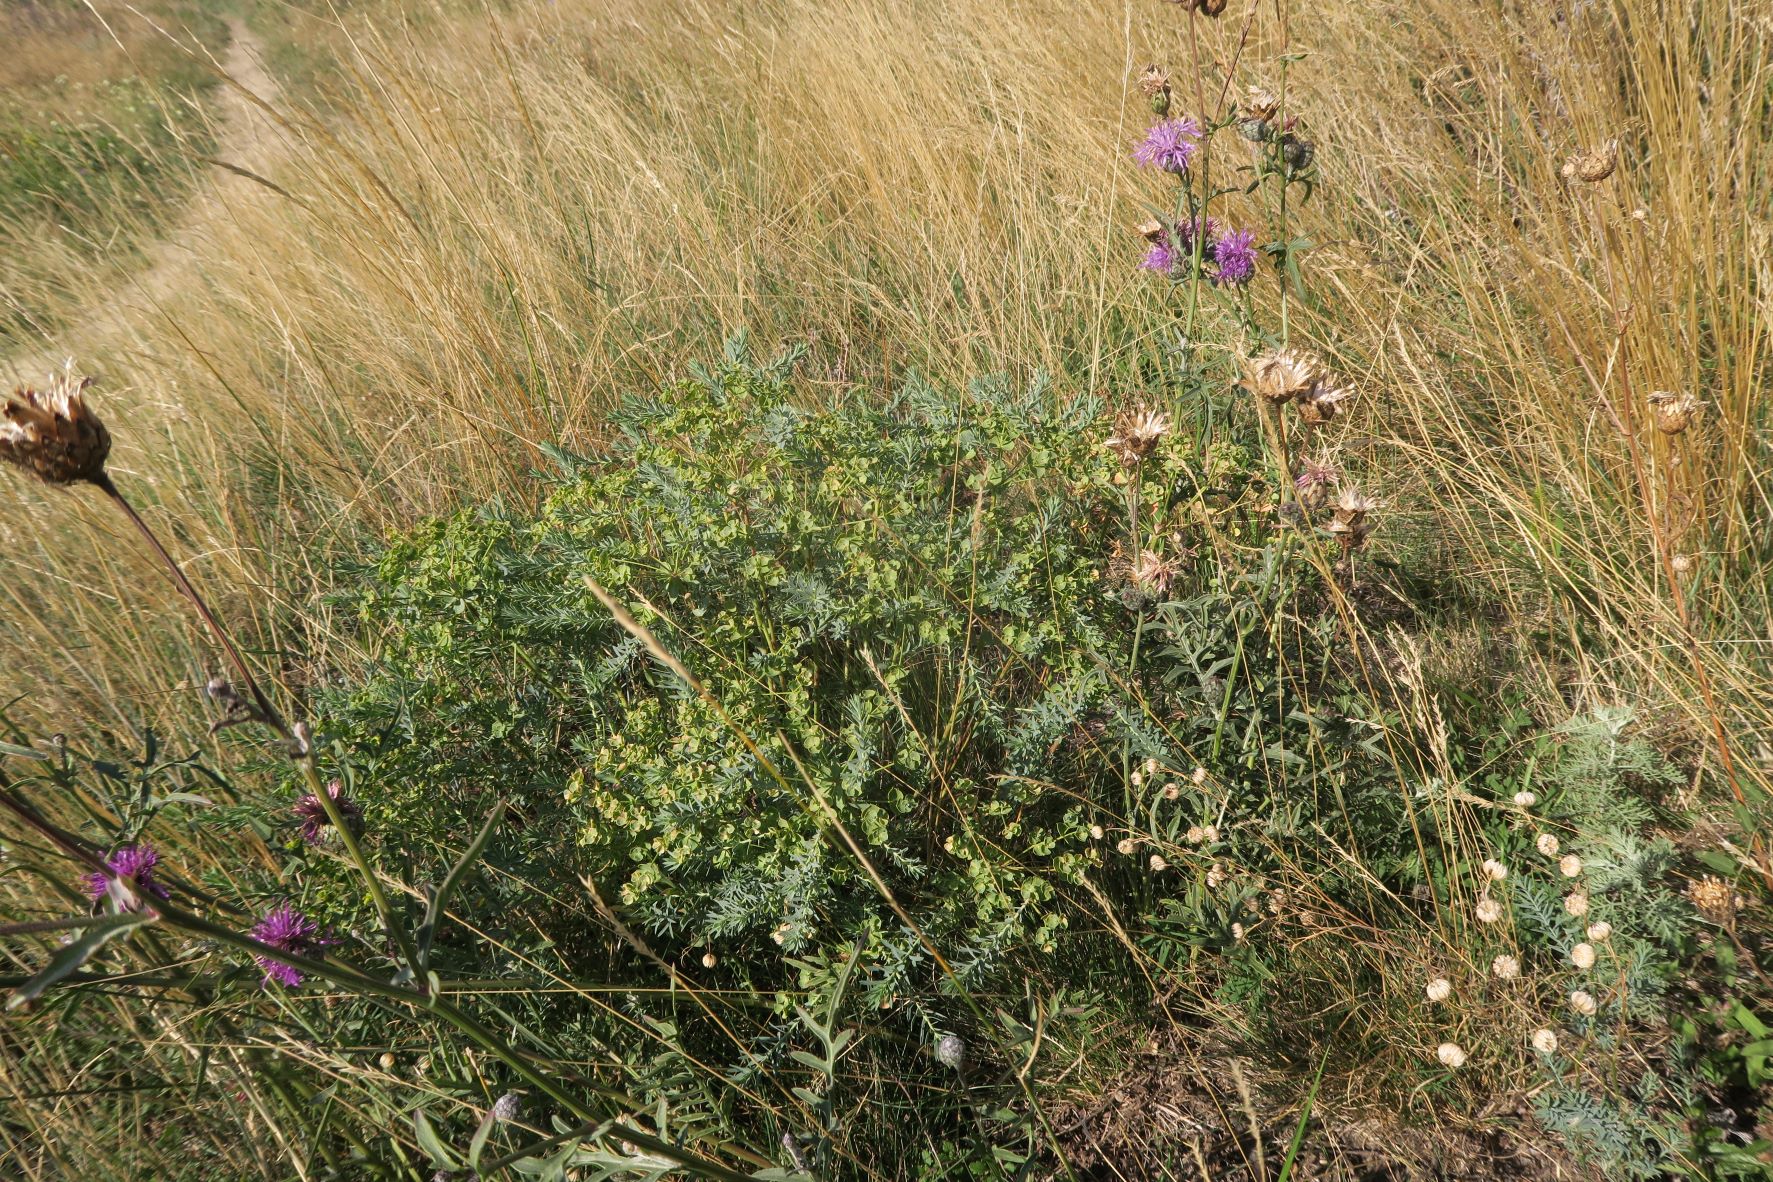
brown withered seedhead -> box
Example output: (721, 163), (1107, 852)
(0, 369), (111, 486)
(1170, 0), (1228, 14)
(1242, 348), (1322, 405)
(1647, 389), (1703, 435)
(1297, 378), (1353, 426)
(1561, 139), (1619, 183)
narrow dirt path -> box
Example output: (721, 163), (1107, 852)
(4, 20), (284, 383)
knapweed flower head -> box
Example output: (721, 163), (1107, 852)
(1294, 456), (1339, 509)
(1481, 858), (1508, 882)
(1564, 891), (1590, 917)
(84, 843), (171, 910)
(1586, 921), (1612, 942)
(1137, 64), (1172, 116)
(1532, 1029), (1559, 1055)
(1238, 86), (1280, 139)
(2, 364), (111, 486)
(1436, 1042), (1466, 1068)
(1296, 378), (1353, 426)
(1243, 348), (1321, 405)
(1133, 117), (1202, 175)
(293, 779), (363, 845)
(1327, 488), (1380, 551)
(1561, 139), (1619, 183)
(1117, 837), (1137, 855)
(1211, 228), (1258, 286)
(1425, 977), (1452, 1002)
(1648, 390), (1704, 435)
(1558, 854), (1583, 878)
(935, 1033), (966, 1070)
(1140, 240), (1177, 275)
(1687, 875), (1742, 924)
(1105, 407), (1171, 465)
(1148, 853), (1168, 872)
(1128, 549), (1181, 596)
(251, 902), (332, 988)
(1175, 214), (1218, 261)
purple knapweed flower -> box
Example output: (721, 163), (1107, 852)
(1211, 228), (1258, 286)
(1176, 215), (1219, 263)
(251, 902), (332, 988)
(293, 779), (362, 845)
(1133, 118), (1202, 175)
(1140, 239), (1176, 274)
(84, 843), (170, 909)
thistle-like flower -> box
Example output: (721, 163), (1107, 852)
(1296, 378), (1353, 426)
(1137, 64), (1172, 116)
(1243, 348), (1321, 405)
(1211, 228), (1258, 287)
(1570, 942), (1596, 970)
(1647, 390), (1704, 435)
(251, 902), (333, 988)
(1294, 456), (1339, 510)
(84, 843), (171, 911)
(1475, 896), (1504, 924)
(1492, 954), (1520, 980)
(1238, 86), (1280, 140)
(1559, 854), (1583, 878)
(1133, 118), (1202, 175)
(935, 1033), (966, 1070)
(1, 365), (111, 486)
(1436, 1042), (1466, 1068)
(1531, 1029), (1559, 1055)
(1279, 133), (1316, 174)
(1536, 833), (1560, 857)
(1562, 139), (1619, 183)
(1105, 407), (1171, 466)
(1129, 549), (1181, 596)
(1568, 989), (1598, 1016)
(1425, 977), (1452, 1002)
(293, 779), (363, 844)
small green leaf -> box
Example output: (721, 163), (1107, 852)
(413, 1108), (460, 1170)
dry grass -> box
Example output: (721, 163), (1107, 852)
(0, 0), (1767, 1173)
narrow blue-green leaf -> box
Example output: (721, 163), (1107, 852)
(7, 911), (155, 1008)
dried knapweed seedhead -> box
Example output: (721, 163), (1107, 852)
(1137, 64), (1172, 116)
(1238, 86), (1280, 140)
(1129, 549), (1181, 596)
(1105, 407), (1170, 466)
(1296, 378), (1353, 426)
(1, 365), (111, 486)
(1647, 390), (1704, 435)
(1243, 348), (1321, 405)
(1687, 875), (1742, 924)
(1327, 487), (1379, 551)
(1562, 139), (1619, 183)
(1170, 0), (1228, 14)
(1137, 217), (1167, 242)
